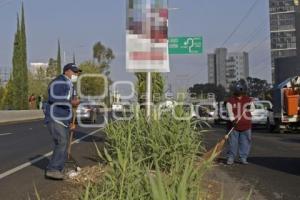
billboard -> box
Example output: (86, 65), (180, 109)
(126, 0), (170, 73)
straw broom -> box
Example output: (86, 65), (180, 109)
(202, 109), (247, 161)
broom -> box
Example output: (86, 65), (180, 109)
(68, 107), (77, 160)
(202, 109), (247, 161)
(66, 107), (82, 173)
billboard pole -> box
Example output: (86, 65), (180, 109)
(146, 72), (152, 118)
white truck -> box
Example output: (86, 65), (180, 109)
(267, 76), (300, 133)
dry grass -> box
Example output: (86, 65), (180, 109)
(67, 165), (106, 185)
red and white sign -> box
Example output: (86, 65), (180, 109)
(126, 0), (169, 73)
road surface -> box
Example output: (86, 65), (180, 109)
(0, 119), (106, 199)
(0, 119), (299, 199)
(204, 126), (300, 200)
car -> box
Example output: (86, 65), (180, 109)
(251, 100), (272, 127)
(214, 101), (229, 124)
(76, 100), (98, 124)
(112, 103), (123, 112)
(182, 104), (214, 124)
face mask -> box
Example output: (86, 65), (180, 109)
(71, 75), (78, 82)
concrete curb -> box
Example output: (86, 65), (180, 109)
(0, 110), (44, 124)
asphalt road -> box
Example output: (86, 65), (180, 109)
(204, 126), (300, 200)
(0, 118), (299, 199)
(0, 119), (106, 199)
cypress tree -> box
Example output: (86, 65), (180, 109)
(12, 14), (21, 109)
(11, 3), (29, 110)
(20, 2), (28, 109)
(73, 52), (76, 64)
(57, 40), (62, 75)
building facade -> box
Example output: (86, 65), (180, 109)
(226, 52), (250, 86)
(208, 48), (227, 86)
(275, 56), (300, 83)
(207, 48), (249, 91)
(269, 0), (300, 83)
(29, 63), (48, 75)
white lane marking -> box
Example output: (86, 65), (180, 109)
(0, 133), (14, 136)
(0, 128), (103, 180)
(198, 129), (218, 133)
(199, 130), (211, 133)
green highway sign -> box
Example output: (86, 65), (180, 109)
(169, 37), (203, 54)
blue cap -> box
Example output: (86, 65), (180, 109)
(234, 81), (247, 93)
(63, 63), (82, 73)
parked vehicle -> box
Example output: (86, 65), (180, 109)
(251, 100), (272, 127)
(76, 99), (98, 124)
(267, 76), (300, 133)
(112, 103), (123, 112)
(214, 101), (229, 124)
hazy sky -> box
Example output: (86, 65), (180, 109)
(0, 0), (271, 91)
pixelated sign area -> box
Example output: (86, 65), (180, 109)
(126, 0), (170, 73)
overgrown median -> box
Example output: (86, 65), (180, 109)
(80, 110), (215, 200)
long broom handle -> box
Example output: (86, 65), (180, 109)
(67, 107), (77, 159)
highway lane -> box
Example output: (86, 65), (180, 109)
(0, 124), (106, 200)
(0, 119), (105, 175)
(0, 120), (52, 174)
(204, 127), (300, 200)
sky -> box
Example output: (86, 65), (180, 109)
(0, 0), (272, 93)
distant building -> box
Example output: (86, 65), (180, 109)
(269, 0), (300, 83)
(29, 63), (48, 75)
(226, 52), (249, 87)
(207, 48), (249, 91)
(208, 48), (227, 87)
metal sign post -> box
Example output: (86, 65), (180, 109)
(146, 72), (152, 118)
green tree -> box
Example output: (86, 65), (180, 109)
(11, 14), (22, 110)
(46, 58), (58, 78)
(56, 40), (62, 75)
(0, 79), (4, 107)
(10, 3), (29, 110)
(19, 2), (28, 109)
(135, 73), (165, 104)
(92, 42), (115, 106)
(73, 52), (76, 64)
(1, 78), (14, 110)
(28, 68), (49, 100)
(93, 42), (115, 69)
(229, 77), (271, 99)
(78, 61), (106, 97)
(188, 83), (227, 102)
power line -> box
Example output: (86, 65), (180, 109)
(250, 54), (271, 74)
(221, 0), (260, 46)
(238, 20), (267, 52)
(248, 35), (270, 54)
